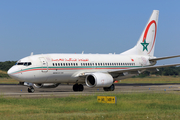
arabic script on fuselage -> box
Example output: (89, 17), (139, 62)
(51, 58), (89, 62)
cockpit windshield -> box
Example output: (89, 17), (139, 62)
(16, 62), (32, 66)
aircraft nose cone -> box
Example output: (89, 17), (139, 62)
(7, 66), (19, 79)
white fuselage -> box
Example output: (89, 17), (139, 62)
(8, 53), (151, 84)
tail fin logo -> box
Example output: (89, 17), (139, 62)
(141, 20), (157, 54)
(141, 39), (149, 51)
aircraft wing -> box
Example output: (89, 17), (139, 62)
(149, 55), (180, 61)
(78, 63), (180, 78)
(108, 63), (180, 74)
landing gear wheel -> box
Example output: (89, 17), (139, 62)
(73, 84), (79, 91)
(103, 84), (115, 91)
(78, 84), (84, 91)
(28, 87), (35, 93)
(73, 84), (84, 92)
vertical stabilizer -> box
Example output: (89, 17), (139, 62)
(121, 10), (159, 57)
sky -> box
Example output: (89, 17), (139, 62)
(0, 0), (180, 65)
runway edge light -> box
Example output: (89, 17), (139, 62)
(97, 96), (117, 104)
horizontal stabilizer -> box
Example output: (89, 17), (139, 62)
(149, 55), (180, 61)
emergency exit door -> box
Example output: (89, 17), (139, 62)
(39, 57), (48, 72)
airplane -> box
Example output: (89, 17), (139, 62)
(7, 10), (180, 93)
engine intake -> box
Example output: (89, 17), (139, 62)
(85, 73), (113, 88)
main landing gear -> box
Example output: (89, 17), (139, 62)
(28, 86), (35, 93)
(73, 83), (84, 91)
(103, 84), (115, 91)
(19, 82), (35, 93)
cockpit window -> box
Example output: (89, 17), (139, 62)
(24, 62), (28, 66)
(17, 62), (24, 65)
(16, 62), (32, 66)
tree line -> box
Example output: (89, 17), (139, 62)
(134, 66), (180, 77)
(0, 61), (17, 71)
(0, 61), (180, 77)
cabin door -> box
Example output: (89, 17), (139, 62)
(39, 57), (48, 72)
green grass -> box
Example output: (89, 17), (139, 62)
(0, 93), (180, 120)
(0, 70), (9, 78)
(0, 78), (18, 84)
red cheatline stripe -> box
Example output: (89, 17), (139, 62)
(143, 20), (157, 54)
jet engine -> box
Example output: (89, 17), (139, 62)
(85, 73), (113, 87)
(34, 83), (60, 88)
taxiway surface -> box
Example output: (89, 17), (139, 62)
(1, 83), (180, 98)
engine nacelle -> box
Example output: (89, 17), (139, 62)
(85, 73), (113, 88)
(34, 83), (60, 88)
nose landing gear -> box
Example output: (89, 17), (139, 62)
(28, 86), (35, 93)
(19, 82), (35, 93)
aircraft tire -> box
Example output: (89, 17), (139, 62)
(28, 87), (35, 93)
(73, 84), (84, 91)
(103, 84), (115, 91)
(78, 84), (84, 91)
(73, 84), (79, 91)
(109, 84), (115, 91)
(103, 87), (109, 91)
